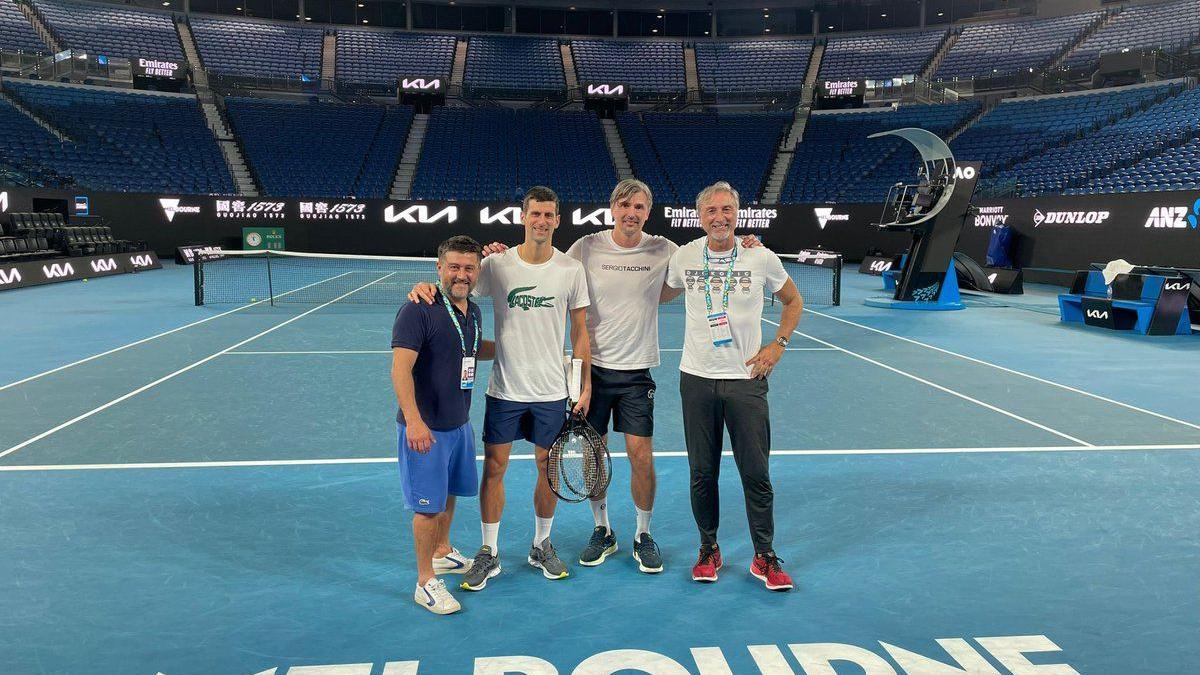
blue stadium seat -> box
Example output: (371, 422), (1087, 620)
(412, 108), (614, 202)
(694, 39), (813, 99)
(1, 80), (232, 194)
(190, 15), (322, 80)
(1063, 0), (1200, 70)
(225, 98), (413, 198)
(0, 0), (49, 55)
(335, 29), (456, 91)
(570, 40), (685, 99)
(819, 29), (947, 80)
(464, 35), (565, 100)
(936, 12), (1102, 80)
(34, 0), (183, 61)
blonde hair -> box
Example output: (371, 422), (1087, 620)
(695, 181), (740, 213)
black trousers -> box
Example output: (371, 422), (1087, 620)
(679, 371), (774, 554)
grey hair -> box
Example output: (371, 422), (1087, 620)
(609, 178), (653, 210)
(695, 181), (740, 214)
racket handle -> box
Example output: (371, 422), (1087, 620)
(569, 358), (583, 403)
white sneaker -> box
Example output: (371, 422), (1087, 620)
(414, 578), (461, 615)
(433, 547), (473, 575)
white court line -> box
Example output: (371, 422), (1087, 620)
(223, 347), (836, 355)
(0, 271), (357, 393)
(0, 273), (397, 462)
(808, 308), (1200, 432)
(3, 443), (1198, 472)
(763, 318), (1093, 447)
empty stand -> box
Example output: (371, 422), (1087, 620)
(412, 107), (614, 202)
(34, 0), (183, 61)
(819, 28), (947, 80)
(0, 0), (49, 54)
(936, 12), (1102, 80)
(464, 35), (564, 100)
(1063, 0), (1200, 71)
(570, 40), (685, 99)
(335, 29), (456, 91)
(694, 39), (813, 99)
(2, 80), (232, 194)
(190, 16), (322, 80)
(225, 97), (412, 198)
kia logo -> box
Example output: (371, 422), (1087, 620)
(1085, 309), (1109, 319)
(479, 206), (522, 225)
(0, 191), (8, 213)
(42, 262), (75, 279)
(90, 258), (118, 272)
(384, 205), (458, 224)
(0, 267), (20, 285)
(401, 78), (441, 90)
(587, 84), (624, 96)
(1163, 281), (1189, 291)
(129, 255), (154, 268)
(572, 208), (614, 227)
(869, 260), (892, 272)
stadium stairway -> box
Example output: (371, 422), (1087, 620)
(921, 28), (959, 81)
(1048, 7), (1118, 70)
(947, 99), (995, 144)
(0, 82), (69, 142)
(205, 97), (258, 196)
(451, 39), (467, 86)
(683, 45), (699, 95)
(176, 19), (210, 93)
(762, 107), (811, 204)
(800, 41), (823, 107)
(391, 113), (428, 200)
(600, 118), (633, 181)
(560, 42), (579, 98)
(321, 33), (336, 91)
(16, 0), (60, 53)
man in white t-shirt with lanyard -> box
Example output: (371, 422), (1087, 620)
(665, 181), (804, 592)
(410, 187), (592, 591)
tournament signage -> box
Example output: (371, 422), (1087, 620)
(243, 227), (285, 250)
(133, 57), (184, 79)
(176, 244), (224, 265)
(399, 77), (443, 93)
(819, 79), (864, 98)
(0, 251), (161, 292)
(660, 206), (778, 230)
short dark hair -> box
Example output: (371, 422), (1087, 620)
(437, 235), (483, 261)
(521, 186), (559, 215)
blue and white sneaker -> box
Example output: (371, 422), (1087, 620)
(414, 578), (461, 615)
(433, 547), (473, 575)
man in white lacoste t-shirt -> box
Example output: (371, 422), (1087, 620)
(664, 181), (803, 592)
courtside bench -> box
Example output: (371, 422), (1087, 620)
(1058, 270), (1192, 335)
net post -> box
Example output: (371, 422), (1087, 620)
(265, 250), (275, 306)
(833, 254), (842, 306)
(193, 254), (204, 306)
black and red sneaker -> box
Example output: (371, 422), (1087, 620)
(750, 551), (793, 591)
(691, 543), (723, 582)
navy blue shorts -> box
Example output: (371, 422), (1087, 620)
(397, 421), (478, 514)
(587, 366), (656, 437)
(482, 395), (568, 449)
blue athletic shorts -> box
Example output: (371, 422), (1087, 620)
(482, 395), (568, 449)
(397, 421), (478, 514)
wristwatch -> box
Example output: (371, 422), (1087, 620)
(774, 336), (790, 348)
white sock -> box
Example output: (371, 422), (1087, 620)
(590, 497), (610, 532)
(635, 507), (652, 538)
(481, 521), (499, 556)
(534, 516), (554, 547)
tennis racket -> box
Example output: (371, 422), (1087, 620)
(546, 358), (611, 503)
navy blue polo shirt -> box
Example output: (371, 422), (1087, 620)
(391, 291), (483, 430)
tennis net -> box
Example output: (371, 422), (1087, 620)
(194, 249), (841, 307)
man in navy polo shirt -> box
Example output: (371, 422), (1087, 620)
(391, 235), (495, 615)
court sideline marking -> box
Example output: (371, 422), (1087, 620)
(806, 308), (1200, 432)
(763, 318), (1093, 447)
(222, 348), (835, 355)
(0, 271), (356, 393)
(0, 274), (395, 461)
(2, 443), (1198, 472)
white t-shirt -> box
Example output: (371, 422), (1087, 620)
(665, 237), (790, 379)
(475, 247), (591, 402)
(566, 231), (678, 370)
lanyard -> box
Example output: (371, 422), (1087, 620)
(702, 243), (738, 314)
(440, 288), (479, 357)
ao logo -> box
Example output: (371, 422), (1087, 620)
(385, 205), (458, 224)
(90, 258), (118, 273)
(130, 255), (154, 268)
(572, 208), (614, 227)
(479, 206), (522, 225)
(953, 165), (977, 180)
(42, 262), (75, 279)
(1086, 309), (1109, 320)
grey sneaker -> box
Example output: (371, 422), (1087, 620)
(579, 526), (618, 567)
(528, 538), (570, 580)
(460, 546), (501, 591)
(632, 533), (663, 574)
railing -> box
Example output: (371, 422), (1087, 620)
(209, 72), (320, 94)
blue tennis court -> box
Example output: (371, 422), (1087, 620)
(1, 264), (1198, 674)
